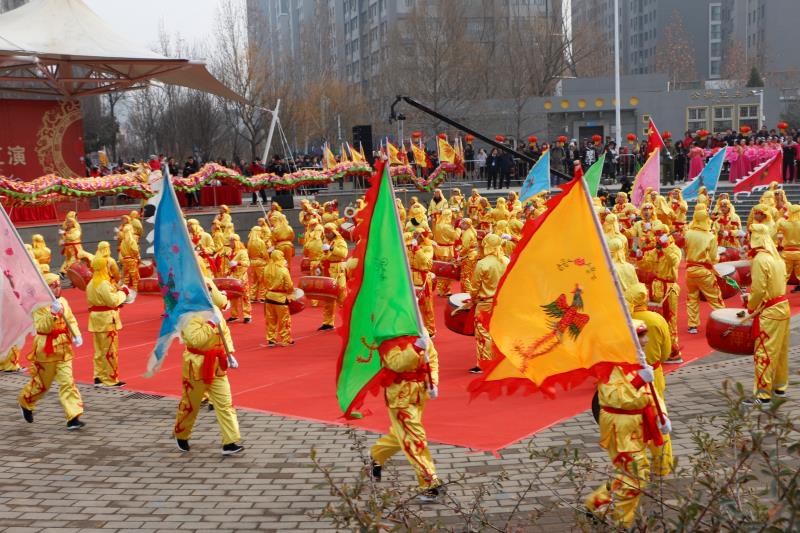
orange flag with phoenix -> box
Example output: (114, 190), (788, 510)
(411, 143), (428, 168)
(323, 143), (338, 169)
(348, 142), (366, 164)
(438, 137), (456, 164)
(470, 176), (641, 398)
(386, 141), (403, 165)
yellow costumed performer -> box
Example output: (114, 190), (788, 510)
(457, 218), (479, 294)
(645, 223), (683, 363)
(119, 225), (140, 289)
(87, 242), (134, 387)
(188, 219), (217, 276)
(264, 249), (294, 346)
(270, 211), (295, 264)
(410, 227), (436, 337)
(58, 211), (83, 275)
(684, 207), (724, 333)
(247, 226), (269, 302)
(777, 204), (800, 291)
(432, 208), (460, 297)
(31, 234), (51, 268)
(19, 272), (85, 429)
(225, 234), (251, 323)
(469, 234), (509, 373)
(319, 223), (348, 330)
(715, 199), (744, 248)
(214, 204), (234, 237)
(743, 224), (790, 406)
(129, 210), (144, 241)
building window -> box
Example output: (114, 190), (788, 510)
(687, 107), (708, 132)
(739, 104), (760, 130)
(279, 0), (289, 15)
(712, 105), (733, 133)
(710, 59), (721, 77)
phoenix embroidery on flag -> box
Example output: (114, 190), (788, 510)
(515, 284), (590, 371)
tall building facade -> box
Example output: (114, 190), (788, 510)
(0, 0), (27, 14)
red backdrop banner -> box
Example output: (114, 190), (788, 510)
(0, 99), (85, 180)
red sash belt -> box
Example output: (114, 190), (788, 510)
(188, 346), (228, 384)
(652, 361), (661, 370)
(391, 364), (431, 383)
(61, 242), (81, 255)
(42, 327), (69, 354)
(435, 242), (454, 247)
(602, 403), (664, 446)
(89, 306), (120, 312)
(752, 295), (790, 339)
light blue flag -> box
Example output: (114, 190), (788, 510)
(682, 148), (726, 201)
(145, 166), (216, 376)
(519, 150), (550, 203)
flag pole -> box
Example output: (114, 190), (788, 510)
(0, 203), (79, 339)
(577, 176), (647, 368)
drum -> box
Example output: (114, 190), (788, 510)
(671, 231), (685, 249)
(719, 247), (740, 262)
(647, 301), (662, 314)
(340, 222), (356, 242)
(298, 276), (338, 301)
(431, 260), (461, 281)
(636, 268), (656, 286)
(138, 260), (155, 279)
(444, 293), (475, 336)
(727, 260), (751, 287)
(714, 263), (740, 300)
(288, 288), (306, 315)
(66, 261), (92, 291)
(705, 308), (755, 355)
(213, 278), (244, 299)
(137, 278), (161, 294)
(300, 257), (311, 274)
(790, 272), (800, 286)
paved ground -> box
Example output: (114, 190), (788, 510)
(1, 323), (798, 533)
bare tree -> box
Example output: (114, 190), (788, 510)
(655, 10), (698, 85)
(721, 38), (749, 83)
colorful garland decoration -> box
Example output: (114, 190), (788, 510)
(410, 161), (465, 192)
(0, 167), (153, 205)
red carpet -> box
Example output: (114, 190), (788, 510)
(9, 259), (799, 453)
(12, 209), (135, 227)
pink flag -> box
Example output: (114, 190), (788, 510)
(0, 273), (31, 356)
(631, 148), (661, 207)
(0, 205), (54, 354)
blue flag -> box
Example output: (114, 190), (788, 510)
(520, 150), (550, 203)
(145, 167), (216, 376)
(681, 148), (726, 202)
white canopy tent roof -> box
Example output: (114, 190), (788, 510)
(0, 0), (245, 102)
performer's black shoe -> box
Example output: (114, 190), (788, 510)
(417, 486), (441, 503)
(369, 461), (382, 482)
(222, 443), (245, 456)
(208, 403), (215, 411)
(66, 417), (85, 430)
(773, 390), (787, 398)
(93, 377), (102, 386)
(20, 405), (33, 423)
(468, 366), (483, 374)
(687, 327), (698, 334)
(243, 318), (251, 324)
(318, 324), (334, 331)
(664, 356), (684, 365)
(176, 438), (190, 452)
(742, 397), (771, 407)
(110, 381), (126, 388)
(227, 317), (238, 323)
(792, 285), (800, 293)
(267, 341), (276, 348)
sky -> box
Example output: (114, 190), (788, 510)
(84, 0), (233, 56)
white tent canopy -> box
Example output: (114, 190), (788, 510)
(0, 0), (245, 102)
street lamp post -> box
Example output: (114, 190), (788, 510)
(613, 0), (622, 148)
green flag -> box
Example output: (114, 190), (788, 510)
(335, 162), (424, 416)
(585, 153), (606, 196)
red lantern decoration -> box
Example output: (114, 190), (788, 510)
(739, 125), (751, 134)
(592, 134), (602, 144)
(527, 135), (538, 144)
(465, 134), (475, 143)
(437, 133), (447, 140)
(557, 135), (568, 144)
(495, 134), (506, 142)
(662, 131), (672, 139)
(778, 121), (789, 131)
(411, 131), (423, 139)
(697, 129), (709, 138)
(626, 133), (637, 143)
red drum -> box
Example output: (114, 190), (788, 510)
(718, 247), (740, 262)
(300, 257), (311, 274)
(705, 308), (754, 355)
(671, 231), (685, 249)
(298, 276), (338, 301)
(288, 288), (306, 315)
(137, 278), (161, 294)
(431, 260), (461, 281)
(445, 293), (475, 336)
(636, 268), (656, 286)
(213, 278), (244, 299)
(790, 271), (800, 286)
(339, 222), (356, 242)
(727, 260), (751, 287)
(714, 263), (740, 300)
(138, 260), (155, 279)
(67, 261), (92, 291)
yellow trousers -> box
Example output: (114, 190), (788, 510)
(231, 278), (252, 319)
(753, 312), (791, 399)
(371, 401), (439, 489)
(434, 246), (454, 297)
(686, 268), (724, 327)
(93, 330), (120, 385)
(276, 242), (294, 263)
(459, 256), (476, 294)
(1, 346), (21, 371)
(249, 267), (267, 301)
(782, 250), (800, 283)
(418, 287), (436, 337)
(586, 445), (650, 528)
(265, 302), (292, 344)
(121, 257), (140, 289)
(651, 281), (681, 356)
(173, 358), (240, 445)
(19, 360), (83, 421)
(322, 283), (346, 327)
(474, 300), (493, 363)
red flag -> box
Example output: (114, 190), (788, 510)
(573, 161), (584, 180)
(647, 117), (667, 156)
(732, 152), (783, 197)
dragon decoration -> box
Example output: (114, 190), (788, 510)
(0, 155), (466, 206)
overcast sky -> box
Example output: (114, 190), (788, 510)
(84, 0), (236, 55)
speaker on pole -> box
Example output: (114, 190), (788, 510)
(352, 125), (374, 165)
